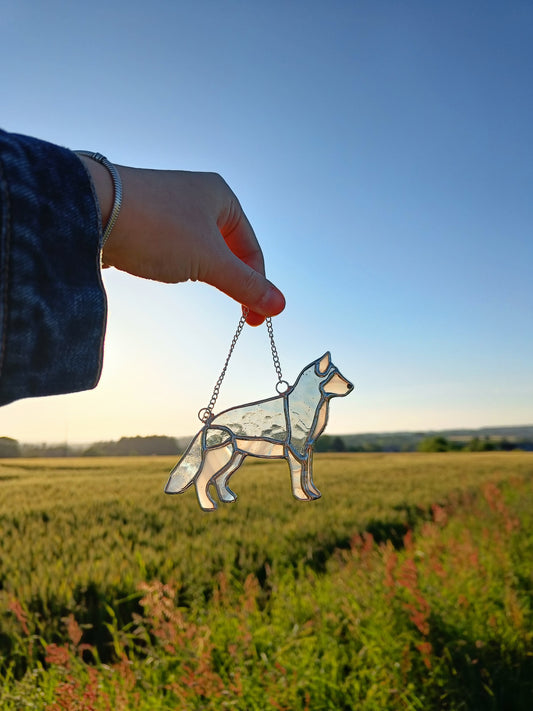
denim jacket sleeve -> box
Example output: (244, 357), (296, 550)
(0, 129), (107, 406)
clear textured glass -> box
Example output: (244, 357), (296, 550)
(165, 352), (353, 511)
(212, 397), (286, 439)
(286, 367), (326, 455)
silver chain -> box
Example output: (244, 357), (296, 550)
(198, 310), (287, 423)
(266, 317), (283, 383)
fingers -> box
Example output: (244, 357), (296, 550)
(206, 249), (285, 326)
(215, 192), (285, 325)
(244, 308), (270, 327)
(220, 204), (266, 276)
(95, 166), (286, 324)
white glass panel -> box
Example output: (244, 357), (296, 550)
(235, 438), (284, 457)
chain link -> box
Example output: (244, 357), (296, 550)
(266, 317), (283, 383)
(198, 310), (285, 423)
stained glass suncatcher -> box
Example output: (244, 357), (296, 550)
(165, 351), (353, 511)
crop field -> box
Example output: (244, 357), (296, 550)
(0, 452), (532, 709)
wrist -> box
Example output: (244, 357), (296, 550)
(76, 152), (123, 248)
(77, 154), (114, 227)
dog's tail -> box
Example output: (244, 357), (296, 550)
(164, 429), (204, 494)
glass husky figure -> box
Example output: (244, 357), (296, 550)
(165, 351), (353, 511)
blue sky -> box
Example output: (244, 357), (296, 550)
(1, 0), (532, 443)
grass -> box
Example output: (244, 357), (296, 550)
(0, 452), (532, 708)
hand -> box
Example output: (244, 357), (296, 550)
(79, 158), (285, 326)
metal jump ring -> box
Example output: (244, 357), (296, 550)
(276, 380), (290, 394)
(198, 408), (213, 424)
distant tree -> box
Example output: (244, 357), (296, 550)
(515, 440), (533, 451)
(0, 437), (21, 458)
(315, 435), (332, 453)
(332, 436), (346, 452)
(83, 445), (107, 457)
(465, 437), (495, 452)
(362, 441), (383, 452)
(83, 435), (180, 457)
(116, 436), (179, 456)
(315, 435), (347, 453)
(19, 442), (82, 457)
(417, 436), (450, 453)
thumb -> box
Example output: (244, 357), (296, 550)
(206, 250), (285, 325)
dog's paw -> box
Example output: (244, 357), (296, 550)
(218, 488), (238, 504)
(292, 488), (314, 502)
(199, 501), (218, 512)
(214, 480), (238, 503)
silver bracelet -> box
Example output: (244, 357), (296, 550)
(76, 150), (123, 246)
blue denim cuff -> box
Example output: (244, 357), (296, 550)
(0, 129), (107, 405)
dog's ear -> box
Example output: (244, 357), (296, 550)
(317, 352), (331, 375)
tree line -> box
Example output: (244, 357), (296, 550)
(416, 435), (530, 452)
(1, 428), (532, 459)
(316, 434), (532, 453)
(0, 435), (180, 458)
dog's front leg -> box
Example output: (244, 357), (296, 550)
(303, 447), (321, 500)
(286, 449), (313, 501)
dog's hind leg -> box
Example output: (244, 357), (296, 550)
(303, 449), (321, 500)
(213, 451), (246, 503)
(194, 445), (234, 511)
(286, 450), (313, 501)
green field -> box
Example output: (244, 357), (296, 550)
(0, 452), (532, 709)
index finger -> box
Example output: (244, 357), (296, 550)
(219, 203), (266, 276)
(220, 208), (270, 324)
